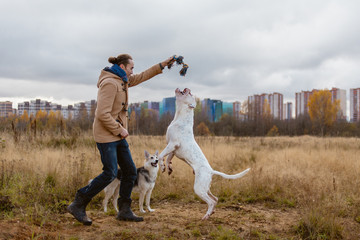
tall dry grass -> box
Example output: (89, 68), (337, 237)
(1, 132), (360, 238)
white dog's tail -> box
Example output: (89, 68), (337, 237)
(212, 168), (250, 179)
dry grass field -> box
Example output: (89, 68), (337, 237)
(0, 132), (360, 239)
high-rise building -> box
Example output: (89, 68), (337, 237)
(18, 101), (30, 116)
(27, 99), (52, 116)
(148, 102), (160, 112)
(233, 101), (241, 120)
(330, 88), (346, 120)
(248, 92), (284, 120)
(0, 101), (13, 117)
(201, 98), (223, 122)
(350, 88), (360, 122)
(222, 102), (233, 116)
(61, 105), (75, 119)
(248, 94), (262, 120)
(295, 90), (316, 118)
(159, 97), (176, 117)
(213, 100), (222, 122)
(296, 88), (346, 120)
(141, 101), (149, 110)
(201, 98), (214, 122)
(74, 100), (96, 119)
(269, 93), (283, 120)
(16, 99), (96, 119)
(283, 102), (293, 120)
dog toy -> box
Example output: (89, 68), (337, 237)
(167, 55), (189, 76)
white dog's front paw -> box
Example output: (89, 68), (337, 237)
(160, 161), (166, 173)
(148, 208), (155, 212)
(140, 209), (146, 213)
(167, 163), (173, 175)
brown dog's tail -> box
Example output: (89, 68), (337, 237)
(212, 168), (250, 179)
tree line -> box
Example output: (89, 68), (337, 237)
(2, 90), (360, 138)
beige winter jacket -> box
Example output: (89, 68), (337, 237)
(93, 64), (162, 143)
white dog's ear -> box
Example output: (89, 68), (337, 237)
(155, 150), (159, 156)
(144, 150), (150, 158)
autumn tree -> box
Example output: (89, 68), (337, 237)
(47, 111), (57, 132)
(308, 89), (340, 136)
(195, 122), (211, 136)
(17, 110), (30, 133)
(35, 110), (48, 135)
(214, 114), (233, 135)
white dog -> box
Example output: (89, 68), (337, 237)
(159, 88), (250, 220)
(101, 150), (160, 213)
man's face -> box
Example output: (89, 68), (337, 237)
(121, 59), (134, 77)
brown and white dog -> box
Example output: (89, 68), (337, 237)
(159, 88), (250, 220)
(100, 150), (160, 213)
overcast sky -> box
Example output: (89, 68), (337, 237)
(1, 0), (360, 117)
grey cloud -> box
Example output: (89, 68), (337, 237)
(1, 0), (360, 111)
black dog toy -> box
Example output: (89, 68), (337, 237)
(167, 55), (189, 76)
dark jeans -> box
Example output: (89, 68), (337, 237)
(77, 139), (137, 202)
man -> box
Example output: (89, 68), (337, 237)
(67, 54), (173, 224)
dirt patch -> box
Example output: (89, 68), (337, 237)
(0, 201), (303, 240)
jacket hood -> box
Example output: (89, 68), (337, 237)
(97, 70), (122, 88)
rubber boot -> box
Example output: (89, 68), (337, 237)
(67, 192), (92, 225)
(116, 198), (143, 222)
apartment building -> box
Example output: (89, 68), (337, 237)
(248, 92), (284, 120)
(283, 102), (293, 120)
(201, 98), (223, 122)
(73, 100), (96, 119)
(295, 88), (346, 120)
(222, 102), (233, 117)
(159, 97), (176, 117)
(233, 101), (241, 120)
(18, 101), (30, 116)
(61, 105), (75, 120)
(270, 93), (283, 120)
(16, 99), (96, 119)
(295, 90), (316, 118)
(350, 88), (360, 122)
(330, 87), (346, 120)
(0, 101), (13, 117)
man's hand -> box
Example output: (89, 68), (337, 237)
(119, 128), (129, 138)
(161, 57), (174, 69)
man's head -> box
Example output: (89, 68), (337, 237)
(108, 54), (134, 77)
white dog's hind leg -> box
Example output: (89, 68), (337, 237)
(193, 173), (217, 220)
(208, 190), (218, 202)
(145, 189), (155, 212)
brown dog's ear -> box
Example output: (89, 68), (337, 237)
(144, 150), (150, 159)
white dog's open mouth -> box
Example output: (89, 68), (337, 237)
(151, 161), (158, 167)
(176, 88), (192, 96)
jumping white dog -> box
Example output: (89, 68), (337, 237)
(159, 88), (250, 220)
(101, 150), (160, 213)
